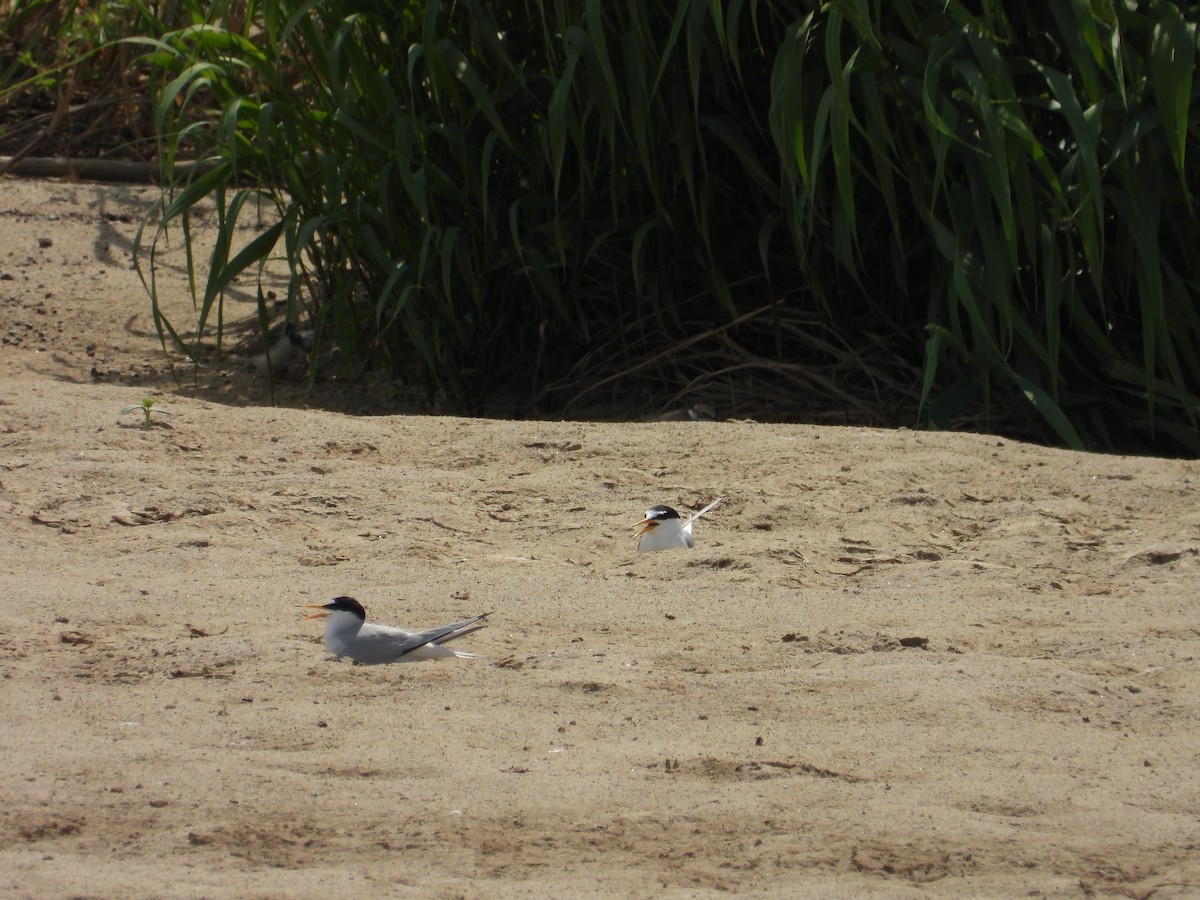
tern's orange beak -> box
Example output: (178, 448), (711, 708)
(300, 603), (329, 621)
(634, 519), (657, 537)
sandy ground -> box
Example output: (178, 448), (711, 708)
(1, 178), (1199, 898)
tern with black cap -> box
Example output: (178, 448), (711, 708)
(634, 496), (725, 553)
(301, 597), (489, 664)
(234, 321), (314, 373)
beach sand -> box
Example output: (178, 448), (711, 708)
(1, 179), (1198, 897)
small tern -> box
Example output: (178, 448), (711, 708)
(301, 597), (489, 664)
(634, 496), (725, 553)
(236, 321), (314, 373)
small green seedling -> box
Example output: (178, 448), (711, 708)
(121, 397), (172, 428)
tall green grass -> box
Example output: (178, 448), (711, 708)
(0, 0), (168, 164)
(773, 0), (1200, 450)
(131, 0), (1200, 451)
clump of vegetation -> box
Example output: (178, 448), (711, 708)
(0, 0), (172, 165)
(131, 1), (1199, 451)
(7, 2), (1199, 453)
(121, 397), (171, 428)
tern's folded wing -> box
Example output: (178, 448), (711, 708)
(337, 622), (418, 664)
(684, 496), (725, 528)
(396, 613), (490, 656)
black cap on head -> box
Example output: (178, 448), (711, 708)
(324, 596), (366, 618)
(644, 505), (681, 521)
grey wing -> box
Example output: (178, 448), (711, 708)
(337, 623), (421, 663)
(684, 496), (725, 528)
(328, 627), (400, 664)
(398, 613), (491, 654)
